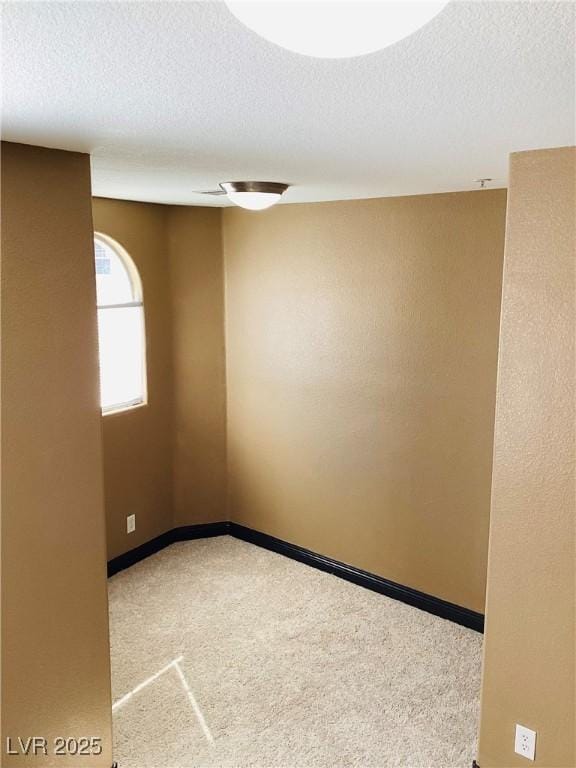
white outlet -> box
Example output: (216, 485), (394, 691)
(127, 514), (136, 534)
(515, 724), (536, 761)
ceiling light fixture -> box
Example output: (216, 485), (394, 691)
(224, 0), (450, 59)
(220, 181), (289, 210)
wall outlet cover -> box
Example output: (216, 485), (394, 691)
(127, 514), (136, 534)
(515, 724), (536, 761)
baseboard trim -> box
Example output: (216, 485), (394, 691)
(229, 523), (484, 632)
(107, 521), (483, 632)
(107, 522), (229, 577)
(172, 521), (230, 542)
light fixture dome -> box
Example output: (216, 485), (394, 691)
(221, 181), (289, 210)
(224, 1), (450, 59)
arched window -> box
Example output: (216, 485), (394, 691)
(94, 234), (147, 414)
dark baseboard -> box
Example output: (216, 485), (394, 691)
(107, 521), (229, 577)
(107, 521), (483, 632)
(172, 521), (230, 542)
(229, 523), (484, 633)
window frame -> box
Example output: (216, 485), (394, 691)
(94, 232), (148, 416)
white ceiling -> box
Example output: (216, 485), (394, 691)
(2, 1), (574, 206)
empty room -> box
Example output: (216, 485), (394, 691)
(1, 1), (574, 767)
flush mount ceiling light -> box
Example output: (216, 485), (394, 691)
(224, 0), (450, 59)
(220, 181), (290, 210)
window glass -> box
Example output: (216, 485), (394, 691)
(94, 236), (146, 413)
(95, 238), (136, 306)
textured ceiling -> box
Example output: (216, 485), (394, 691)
(2, 1), (574, 206)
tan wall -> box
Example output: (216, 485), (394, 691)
(168, 206), (227, 526)
(92, 198), (174, 560)
(1, 143), (113, 765)
(477, 148), (575, 767)
(223, 190), (507, 612)
(91, 201), (227, 559)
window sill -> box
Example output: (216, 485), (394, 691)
(102, 400), (147, 417)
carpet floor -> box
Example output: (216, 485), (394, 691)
(108, 537), (482, 768)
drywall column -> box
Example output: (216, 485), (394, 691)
(477, 147), (575, 767)
(167, 206), (227, 526)
(1, 143), (113, 766)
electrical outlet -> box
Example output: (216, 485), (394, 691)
(127, 514), (136, 534)
(515, 724), (536, 761)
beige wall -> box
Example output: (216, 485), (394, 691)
(4, 141), (571, 767)
(92, 198), (174, 559)
(223, 190), (507, 612)
(95, 190), (506, 613)
(167, 206), (227, 526)
(93, 200), (227, 557)
(477, 148), (575, 767)
(1, 143), (113, 765)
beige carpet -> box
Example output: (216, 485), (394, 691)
(108, 537), (482, 768)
